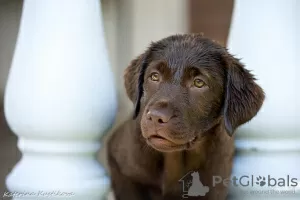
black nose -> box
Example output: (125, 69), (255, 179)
(146, 108), (173, 124)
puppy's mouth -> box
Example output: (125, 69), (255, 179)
(146, 134), (197, 152)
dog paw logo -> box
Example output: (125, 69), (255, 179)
(256, 176), (266, 186)
(179, 171), (209, 198)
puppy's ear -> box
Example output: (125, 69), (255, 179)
(124, 51), (150, 118)
(223, 55), (265, 136)
(124, 54), (145, 102)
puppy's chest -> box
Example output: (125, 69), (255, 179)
(122, 150), (163, 186)
(125, 149), (205, 191)
(160, 151), (206, 195)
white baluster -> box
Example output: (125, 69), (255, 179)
(227, 0), (300, 199)
(4, 0), (117, 199)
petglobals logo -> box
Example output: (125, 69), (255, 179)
(213, 175), (299, 188)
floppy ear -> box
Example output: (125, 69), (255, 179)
(223, 55), (265, 136)
(124, 54), (145, 103)
(124, 51), (151, 118)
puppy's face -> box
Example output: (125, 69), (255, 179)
(124, 34), (264, 152)
(140, 44), (225, 152)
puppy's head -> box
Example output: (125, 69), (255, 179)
(124, 34), (264, 152)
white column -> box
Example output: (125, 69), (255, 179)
(228, 0), (300, 199)
(4, 0), (117, 199)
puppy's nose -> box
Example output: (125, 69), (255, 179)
(147, 109), (173, 124)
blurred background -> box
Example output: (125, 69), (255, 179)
(0, 0), (234, 195)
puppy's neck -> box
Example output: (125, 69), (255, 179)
(161, 124), (231, 194)
(161, 144), (207, 194)
(162, 151), (184, 194)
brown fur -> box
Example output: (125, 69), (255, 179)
(107, 34), (265, 200)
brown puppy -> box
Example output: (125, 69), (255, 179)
(107, 34), (265, 200)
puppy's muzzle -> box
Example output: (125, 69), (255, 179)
(144, 100), (195, 143)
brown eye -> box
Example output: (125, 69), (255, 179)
(193, 78), (205, 88)
(150, 72), (159, 81)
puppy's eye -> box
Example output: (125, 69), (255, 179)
(150, 72), (160, 81)
(193, 78), (205, 88)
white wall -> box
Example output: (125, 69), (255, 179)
(131, 0), (188, 56)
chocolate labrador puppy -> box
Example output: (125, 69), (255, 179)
(107, 34), (264, 200)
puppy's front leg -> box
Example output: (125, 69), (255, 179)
(109, 156), (150, 200)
